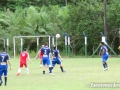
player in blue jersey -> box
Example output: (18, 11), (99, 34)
(40, 42), (54, 75)
(0, 48), (11, 86)
(100, 42), (109, 71)
(49, 45), (65, 73)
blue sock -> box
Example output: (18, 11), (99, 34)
(105, 62), (108, 68)
(43, 71), (45, 74)
(49, 67), (53, 73)
(103, 62), (106, 68)
(0, 76), (2, 86)
(4, 77), (7, 86)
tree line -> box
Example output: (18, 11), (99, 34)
(0, 0), (120, 56)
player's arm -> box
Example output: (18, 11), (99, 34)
(7, 60), (12, 70)
(57, 50), (63, 61)
(58, 54), (63, 61)
(35, 51), (40, 59)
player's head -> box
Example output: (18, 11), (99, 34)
(53, 45), (56, 50)
(2, 47), (6, 52)
(23, 48), (27, 51)
(44, 42), (48, 46)
(100, 42), (105, 46)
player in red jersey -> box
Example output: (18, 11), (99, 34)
(16, 48), (31, 76)
(36, 45), (44, 67)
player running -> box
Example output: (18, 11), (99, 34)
(100, 42), (109, 71)
(36, 45), (44, 67)
(49, 45), (65, 73)
(16, 48), (32, 76)
(40, 42), (54, 75)
(0, 48), (11, 86)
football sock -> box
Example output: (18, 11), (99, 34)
(26, 68), (29, 74)
(105, 62), (108, 68)
(18, 68), (21, 73)
(4, 77), (7, 86)
(43, 71), (45, 75)
(0, 76), (2, 86)
(60, 66), (64, 72)
(103, 63), (106, 68)
(49, 67), (53, 73)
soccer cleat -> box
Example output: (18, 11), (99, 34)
(16, 73), (20, 76)
(62, 70), (66, 73)
(50, 73), (55, 76)
(105, 68), (108, 70)
(43, 74), (45, 76)
(104, 68), (108, 71)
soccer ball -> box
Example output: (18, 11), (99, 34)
(118, 46), (120, 50)
(56, 34), (60, 38)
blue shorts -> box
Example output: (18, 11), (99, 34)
(0, 65), (8, 76)
(102, 55), (109, 62)
(42, 57), (50, 66)
(52, 58), (61, 66)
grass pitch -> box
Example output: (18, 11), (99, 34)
(1, 57), (120, 90)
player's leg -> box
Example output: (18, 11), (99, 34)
(102, 56), (107, 70)
(102, 61), (106, 70)
(40, 56), (43, 67)
(57, 59), (66, 72)
(4, 76), (7, 86)
(42, 58), (46, 75)
(49, 67), (53, 73)
(4, 70), (7, 86)
(16, 63), (23, 76)
(60, 65), (66, 72)
(105, 56), (108, 69)
(0, 76), (2, 86)
(25, 64), (29, 75)
(102, 61), (108, 71)
(0, 69), (2, 86)
(47, 59), (54, 75)
(105, 62), (108, 68)
(49, 61), (56, 73)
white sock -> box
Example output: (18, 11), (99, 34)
(26, 68), (29, 74)
(18, 68), (21, 73)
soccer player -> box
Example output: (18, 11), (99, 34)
(0, 48), (11, 86)
(100, 42), (109, 71)
(36, 45), (44, 67)
(40, 42), (54, 75)
(16, 48), (31, 76)
(49, 45), (65, 73)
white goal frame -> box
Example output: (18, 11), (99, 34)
(13, 35), (51, 58)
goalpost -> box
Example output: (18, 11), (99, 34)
(13, 35), (52, 58)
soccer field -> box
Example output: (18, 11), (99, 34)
(1, 57), (120, 90)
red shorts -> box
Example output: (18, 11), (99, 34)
(20, 63), (27, 68)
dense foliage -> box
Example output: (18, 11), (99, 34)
(0, 0), (120, 56)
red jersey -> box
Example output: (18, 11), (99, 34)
(20, 51), (29, 63)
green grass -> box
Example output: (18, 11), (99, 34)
(1, 57), (120, 90)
